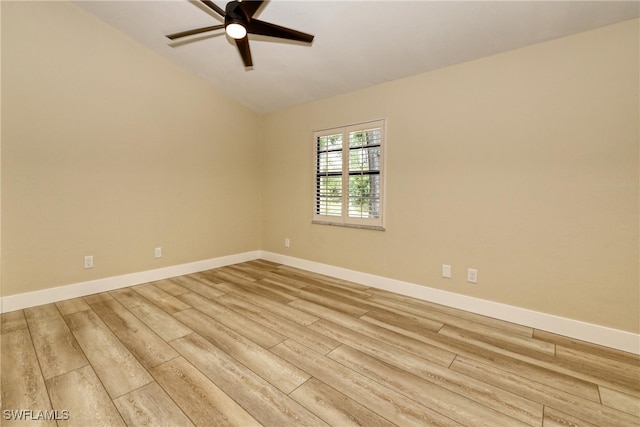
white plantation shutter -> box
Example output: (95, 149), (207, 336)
(347, 124), (382, 219)
(314, 120), (385, 228)
(315, 132), (343, 217)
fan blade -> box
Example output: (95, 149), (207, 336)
(246, 19), (314, 43)
(166, 24), (225, 40)
(235, 37), (253, 67)
(238, 0), (264, 19)
(201, 0), (226, 17)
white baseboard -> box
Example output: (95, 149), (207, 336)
(260, 251), (640, 355)
(3, 249), (638, 354)
(0, 251), (261, 313)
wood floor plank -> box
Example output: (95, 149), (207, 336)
(132, 283), (191, 314)
(266, 279), (370, 317)
(310, 318), (482, 388)
(272, 339), (463, 426)
(168, 275), (226, 299)
(177, 292), (286, 349)
(64, 309), (153, 398)
(440, 325), (628, 400)
(216, 276), (299, 304)
(83, 292), (114, 304)
(439, 324), (556, 357)
(24, 304), (88, 379)
(149, 357), (261, 427)
(362, 309), (603, 403)
(197, 269), (233, 284)
(209, 266), (262, 283)
(172, 333), (328, 426)
(542, 407), (599, 427)
(113, 381), (195, 427)
(550, 354), (640, 399)
(244, 259), (281, 270)
(329, 345), (541, 427)
(533, 329), (640, 366)
(310, 320), (460, 375)
(188, 271), (224, 284)
(215, 293), (341, 354)
(599, 386), (640, 417)
(556, 344), (640, 382)
(330, 340), (543, 427)
(90, 299), (179, 369)
(361, 306), (445, 334)
(227, 263), (274, 281)
(46, 365), (126, 427)
(55, 297), (91, 315)
(451, 355), (640, 427)
(110, 288), (192, 341)
(246, 278), (303, 302)
(1, 329), (55, 427)
(214, 281), (319, 325)
(273, 265), (372, 292)
(173, 308), (310, 394)
(185, 272), (223, 287)
(289, 377), (397, 427)
(366, 292), (534, 337)
(293, 299), (457, 367)
(23, 303), (59, 319)
(274, 268), (375, 299)
(260, 273), (309, 290)
(152, 278), (190, 296)
(1, 310), (27, 333)
(301, 286), (377, 314)
(274, 272), (374, 300)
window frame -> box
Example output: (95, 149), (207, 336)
(312, 119), (386, 230)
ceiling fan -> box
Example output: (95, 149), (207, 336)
(166, 0), (315, 68)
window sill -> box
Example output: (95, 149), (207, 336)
(312, 220), (385, 231)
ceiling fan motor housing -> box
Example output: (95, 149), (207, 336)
(225, 1), (248, 30)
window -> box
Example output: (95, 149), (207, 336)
(314, 119), (385, 229)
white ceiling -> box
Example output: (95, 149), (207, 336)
(74, 1), (639, 114)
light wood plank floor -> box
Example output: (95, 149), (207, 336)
(2, 260), (639, 426)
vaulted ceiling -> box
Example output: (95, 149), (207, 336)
(74, 1), (640, 114)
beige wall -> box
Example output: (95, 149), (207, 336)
(261, 19), (639, 333)
(1, 1), (261, 295)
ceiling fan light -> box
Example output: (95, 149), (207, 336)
(226, 23), (247, 39)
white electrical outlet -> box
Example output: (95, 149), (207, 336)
(155, 247), (162, 258)
(84, 255), (94, 269)
(284, 238), (290, 248)
(442, 264), (452, 278)
(467, 268), (478, 283)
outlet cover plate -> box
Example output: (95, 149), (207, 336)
(467, 268), (478, 283)
(84, 255), (94, 269)
(442, 264), (452, 278)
